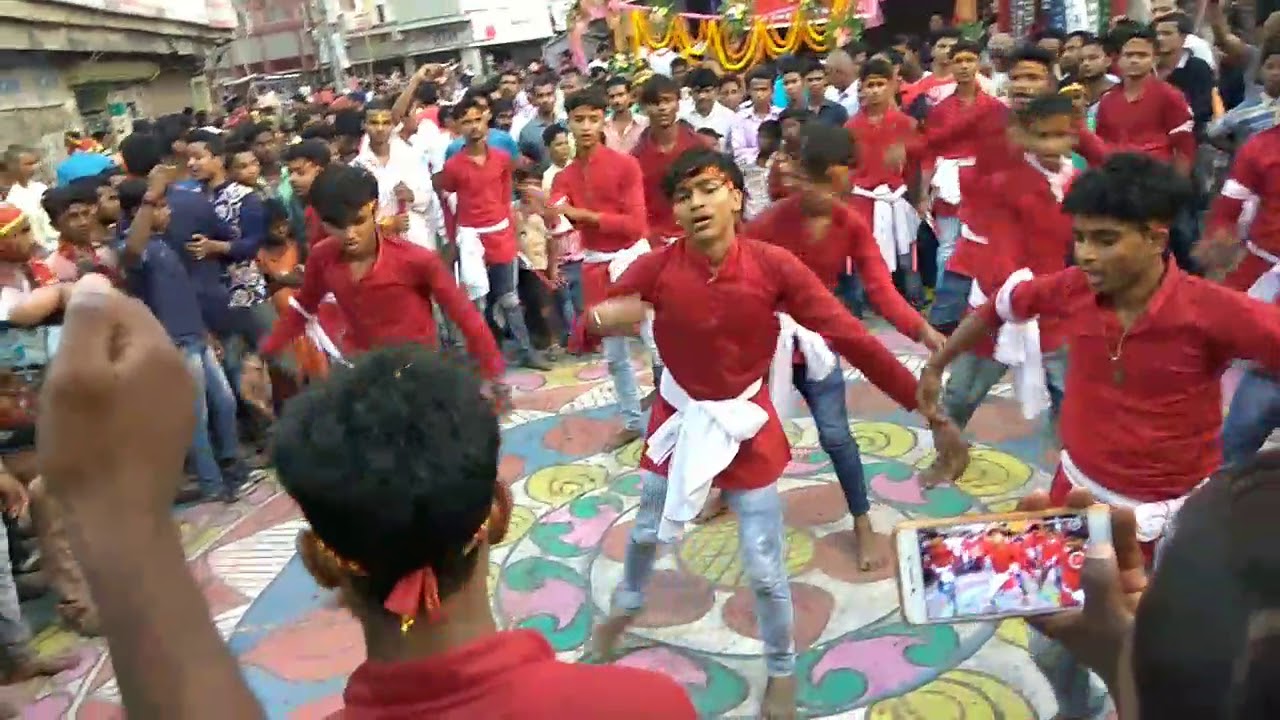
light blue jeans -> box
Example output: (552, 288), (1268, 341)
(934, 215), (963, 279)
(179, 339), (240, 495)
(613, 470), (796, 676)
(602, 336), (649, 433)
(940, 349), (1068, 431)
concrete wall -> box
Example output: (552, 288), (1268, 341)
(0, 60), (80, 182)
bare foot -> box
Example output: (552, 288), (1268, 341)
(692, 489), (728, 524)
(608, 428), (644, 451)
(917, 458), (955, 488)
(762, 675), (798, 720)
(587, 612), (636, 662)
(4, 649), (79, 683)
(852, 515), (888, 572)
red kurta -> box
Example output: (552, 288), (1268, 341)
(846, 107), (918, 191)
(549, 145), (648, 306)
(976, 261), (1280, 501)
(337, 629), (696, 719)
(631, 126), (703, 242)
(437, 146), (518, 265)
(911, 91), (1005, 217)
(605, 238), (919, 491)
(964, 157), (1076, 358)
(745, 196), (925, 339)
(261, 235), (505, 380)
(1094, 77), (1195, 164)
(1207, 125), (1280, 291)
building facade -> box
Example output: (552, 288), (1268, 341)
(0, 0), (236, 178)
(220, 0), (318, 77)
(344, 0), (558, 76)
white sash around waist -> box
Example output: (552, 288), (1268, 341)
(455, 217), (509, 300)
(1245, 240), (1280, 302)
(647, 372), (769, 542)
(970, 268), (1049, 419)
(1059, 449), (1208, 543)
(287, 294), (351, 367)
(768, 312), (838, 419)
(582, 238), (651, 282)
(930, 157), (975, 206)
(851, 184), (917, 271)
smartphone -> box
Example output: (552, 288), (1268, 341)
(895, 505), (1109, 624)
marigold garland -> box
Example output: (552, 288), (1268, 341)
(629, 0), (850, 66)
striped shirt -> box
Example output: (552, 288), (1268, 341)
(1208, 93), (1280, 144)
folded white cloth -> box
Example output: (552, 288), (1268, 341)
(646, 371), (768, 542)
(583, 238), (652, 282)
(851, 184), (918, 270)
(1060, 449), (1207, 543)
(287, 294), (350, 367)
(930, 156), (975, 206)
(969, 268), (1049, 419)
(1245, 240), (1280, 302)
(455, 217), (509, 300)
(768, 312), (837, 419)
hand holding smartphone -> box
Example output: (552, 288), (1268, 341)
(895, 504), (1110, 624)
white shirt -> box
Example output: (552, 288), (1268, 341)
(646, 48), (677, 77)
(2, 182), (57, 252)
(1185, 33), (1217, 70)
(680, 102), (736, 149)
(825, 81), (860, 116)
(354, 136), (444, 250)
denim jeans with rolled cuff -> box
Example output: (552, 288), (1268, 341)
(179, 339), (239, 496)
(794, 362), (869, 517)
(613, 470), (796, 676)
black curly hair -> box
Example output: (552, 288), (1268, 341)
(272, 344), (501, 609)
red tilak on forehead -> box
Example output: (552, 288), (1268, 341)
(678, 166), (737, 192)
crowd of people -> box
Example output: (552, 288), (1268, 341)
(1, 0), (1280, 717)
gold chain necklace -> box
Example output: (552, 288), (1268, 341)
(1108, 321), (1134, 386)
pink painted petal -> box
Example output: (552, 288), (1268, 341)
(615, 646), (709, 688)
(869, 472), (927, 504)
(812, 635), (928, 697)
(500, 578), (584, 630)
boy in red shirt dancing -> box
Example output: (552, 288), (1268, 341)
(586, 149), (969, 719)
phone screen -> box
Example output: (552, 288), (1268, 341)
(914, 511), (1089, 622)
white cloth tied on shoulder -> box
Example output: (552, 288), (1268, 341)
(455, 217), (509, 300)
(768, 312), (838, 420)
(1059, 450), (1207, 543)
(850, 184), (916, 270)
(930, 156), (975, 206)
(582, 238), (652, 282)
(646, 371), (769, 542)
(287, 294), (351, 367)
(969, 268), (1049, 419)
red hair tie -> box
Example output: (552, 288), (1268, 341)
(384, 566), (443, 633)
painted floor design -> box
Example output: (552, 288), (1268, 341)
(17, 327), (1221, 718)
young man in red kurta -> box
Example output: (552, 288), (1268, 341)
(261, 165), (507, 391)
(436, 96), (551, 371)
(1201, 124), (1280, 293)
(546, 89), (651, 446)
(271, 346), (696, 719)
(1094, 25), (1195, 174)
(937, 94), (1078, 441)
(919, 153), (1280, 719)
(586, 149), (969, 719)
(845, 58), (922, 300)
(632, 75), (704, 245)
(746, 123), (945, 570)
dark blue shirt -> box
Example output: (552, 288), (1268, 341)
(119, 234), (206, 345)
(164, 186), (236, 335)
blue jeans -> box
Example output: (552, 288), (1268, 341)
(555, 261), (584, 346)
(928, 270), (973, 329)
(940, 349), (1068, 431)
(602, 336), (645, 432)
(481, 260), (535, 355)
(180, 339), (240, 495)
(1223, 369), (1280, 468)
(614, 470), (795, 676)
(794, 363), (869, 516)
(934, 215), (962, 281)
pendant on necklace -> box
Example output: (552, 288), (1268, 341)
(1111, 361), (1124, 386)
